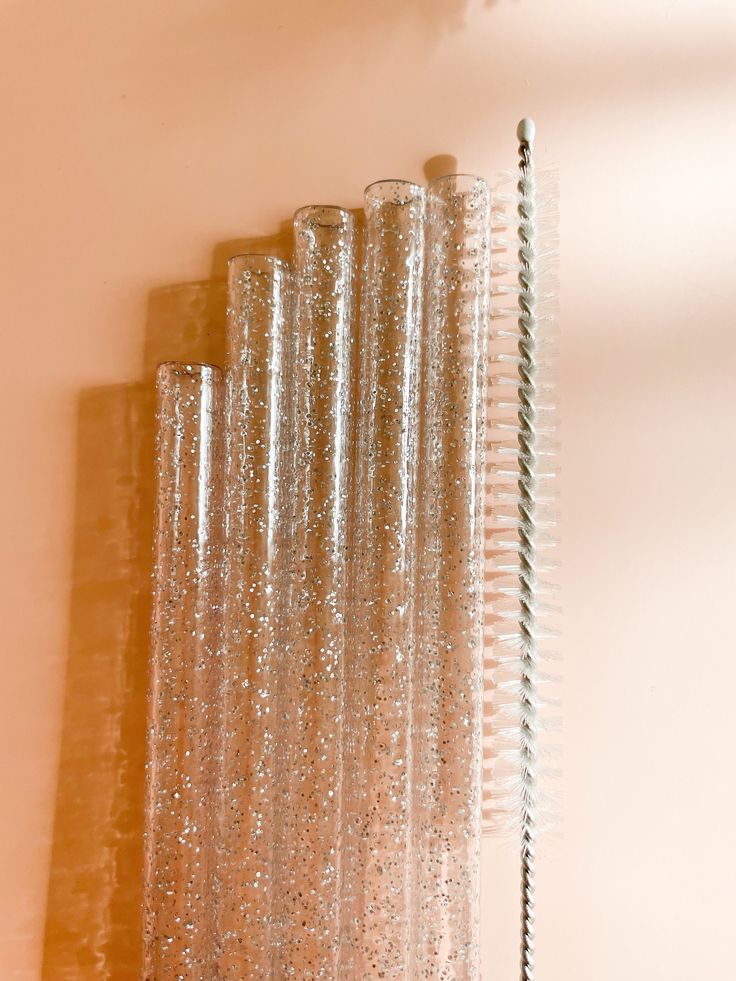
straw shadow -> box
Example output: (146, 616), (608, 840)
(41, 381), (155, 981)
(210, 221), (293, 280)
(423, 155), (460, 182)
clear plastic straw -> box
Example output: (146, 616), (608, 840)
(271, 205), (357, 976)
(143, 361), (225, 981)
(340, 181), (426, 979)
(219, 256), (296, 978)
(413, 175), (490, 978)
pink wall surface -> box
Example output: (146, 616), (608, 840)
(1, 1), (734, 977)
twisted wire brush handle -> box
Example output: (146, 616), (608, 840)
(516, 116), (539, 981)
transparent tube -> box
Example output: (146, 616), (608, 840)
(340, 181), (426, 978)
(143, 361), (225, 981)
(413, 175), (490, 978)
(219, 255), (295, 978)
(270, 206), (356, 976)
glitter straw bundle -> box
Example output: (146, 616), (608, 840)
(143, 119), (559, 980)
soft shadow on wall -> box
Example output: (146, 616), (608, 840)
(214, 0), (495, 38)
(40, 381), (154, 981)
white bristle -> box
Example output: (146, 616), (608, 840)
(481, 121), (560, 979)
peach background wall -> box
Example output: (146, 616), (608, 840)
(1, 1), (735, 978)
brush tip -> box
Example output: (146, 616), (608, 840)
(517, 118), (536, 145)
